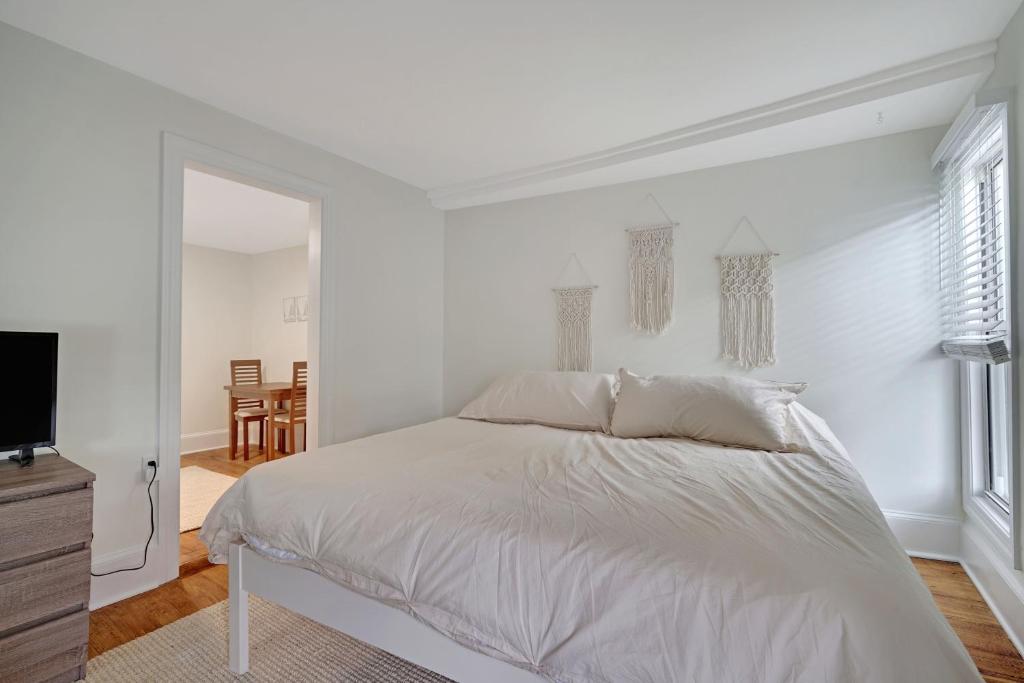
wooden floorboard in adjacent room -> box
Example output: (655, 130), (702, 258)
(181, 445), (271, 478)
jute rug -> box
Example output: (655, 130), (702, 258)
(86, 596), (452, 682)
(180, 466), (237, 533)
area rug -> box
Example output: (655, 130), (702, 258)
(86, 597), (452, 682)
(180, 466), (237, 533)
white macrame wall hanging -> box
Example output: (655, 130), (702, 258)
(627, 224), (675, 334)
(553, 253), (597, 371)
(718, 217), (778, 369)
(626, 193), (678, 334)
(554, 286), (595, 371)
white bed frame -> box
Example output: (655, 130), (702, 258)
(228, 541), (545, 681)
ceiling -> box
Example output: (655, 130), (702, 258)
(0, 1), (1019, 207)
(183, 169), (309, 254)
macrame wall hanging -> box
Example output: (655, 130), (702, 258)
(627, 228), (675, 334)
(718, 217), (778, 369)
(553, 253), (597, 371)
(626, 194), (678, 334)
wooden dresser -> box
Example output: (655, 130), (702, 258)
(0, 454), (95, 683)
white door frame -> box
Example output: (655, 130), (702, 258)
(157, 132), (336, 585)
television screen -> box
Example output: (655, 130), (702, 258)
(1, 331), (57, 452)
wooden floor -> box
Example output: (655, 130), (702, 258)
(916, 558), (1024, 682)
(90, 564), (228, 658)
(90, 549), (1024, 680)
(179, 447), (271, 575)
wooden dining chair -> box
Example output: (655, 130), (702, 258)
(230, 359), (275, 461)
(267, 361), (307, 458)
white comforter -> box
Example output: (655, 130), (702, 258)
(202, 408), (980, 683)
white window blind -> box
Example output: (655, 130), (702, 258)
(938, 102), (1010, 363)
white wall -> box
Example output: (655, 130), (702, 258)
(0, 22), (444, 602)
(444, 127), (959, 522)
(250, 245), (308, 384)
(180, 244), (254, 437)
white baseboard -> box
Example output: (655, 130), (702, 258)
(961, 519), (1024, 657)
(882, 509), (962, 561)
(181, 426), (266, 454)
(180, 429), (229, 454)
(90, 542), (168, 609)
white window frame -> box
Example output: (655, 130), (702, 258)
(962, 361), (1013, 537)
(984, 363), (1012, 512)
(938, 87), (1019, 568)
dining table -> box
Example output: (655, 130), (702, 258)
(223, 381), (293, 461)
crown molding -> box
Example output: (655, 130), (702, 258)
(428, 41), (996, 210)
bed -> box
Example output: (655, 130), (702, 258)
(201, 406), (981, 682)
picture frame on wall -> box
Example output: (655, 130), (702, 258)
(282, 296), (298, 323)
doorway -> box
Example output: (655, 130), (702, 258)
(158, 134), (335, 585)
(178, 167), (314, 572)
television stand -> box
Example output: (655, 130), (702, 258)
(0, 452), (94, 681)
(8, 447), (34, 466)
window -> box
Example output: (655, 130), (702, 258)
(939, 107), (1008, 344)
(968, 149), (1010, 510)
(974, 142), (1010, 511)
(936, 98), (1014, 546)
(986, 362), (1011, 509)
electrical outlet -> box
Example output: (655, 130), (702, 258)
(142, 456), (159, 482)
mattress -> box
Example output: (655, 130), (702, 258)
(201, 407), (980, 682)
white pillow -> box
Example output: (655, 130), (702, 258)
(610, 369), (807, 451)
(459, 371), (616, 433)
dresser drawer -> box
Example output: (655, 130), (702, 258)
(0, 549), (91, 634)
(0, 609), (88, 683)
(0, 488), (92, 561)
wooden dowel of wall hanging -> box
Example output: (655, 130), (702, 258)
(624, 223), (678, 232)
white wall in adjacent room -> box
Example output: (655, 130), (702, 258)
(250, 245), (309, 384)
(444, 127), (958, 521)
(180, 244), (254, 438)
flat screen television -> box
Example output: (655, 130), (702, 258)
(1, 331), (58, 464)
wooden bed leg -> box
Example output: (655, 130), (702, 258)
(229, 542), (250, 674)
